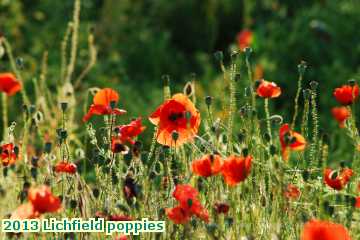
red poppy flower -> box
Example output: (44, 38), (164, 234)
(191, 154), (222, 177)
(149, 93), (200, 147)
(333, 84), (359, 105)
(83, 88), (126, 122)
(284, 184), (301, 200)
(0, 73), (21, 96)
(221, 155), (252, 186)
(109, 215), (133, 221)
(301, 219), (351, 240)
(256, 80), (281, 98)
(214, 202), (230, 215)
(54, 161), (77, 174)
(279, 124), (306, 161)
(237, 29), (253, 50)
(115, 118), (146, 144)
(166, 206), (191, 224)
(115, 235), (128, 240)
(1, 143), (18, 166)
(355, 197), (360, 208)
(331, 106), (351, 128)
(28, 185), (61, 214)
(324, 168), (353, 190)
(10, 203), (38, 220)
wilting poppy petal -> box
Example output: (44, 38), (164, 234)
(28, 185), (61, 214)
(324, 168), (353, 190)
(191, 154), (222, 177)
(149, 93), (200, 147)
(214, 202), (230, 215)
(1, 143), (18, 166)
(284, 184), (301, 200)
(256, 80), (281, 98)
(11, 203), (38, 219)
(115, 118), (146, 144)
(221, 155), (252, 186)
(279, 124), (306, 161)
(166, 206), (191, 224)
(333, 84), (359, 105)
(331, 106), (350, 128)
(0, 73), (21, 96)
(237, 29), (253, 50)
(54, 161), (77, 174)
(301, 219), (351, 240)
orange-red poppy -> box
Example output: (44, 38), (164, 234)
(324, 168), (353, 190)
(214, 202), (230, 215)
(191, 154), (222, 177)
(83, 88), (126, 122)
(54, 161), (77, 174)
(0, 72), (21, 96)
(166, 206), (191, 224)
(115, 118), (146, 145)
(221, 155), (252, 186)
(331, 107), (351, 128)
(279, 124), (306, 161)
(256, 80), (281, 98)
(355, 197), (360, 209)
(1, 143), (18, 166)
(284, 184), (301, 200)
(28, 185), (61, 214)
(149, 93), (200, 147)
(333, 84), (359, 105)
(237, 29), (253, 50)
(301, 219), (351, 240)
(10, 203), (39, 220)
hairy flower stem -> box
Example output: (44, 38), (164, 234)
(227, 55), (237, 153)
(309, 90), (319, 168)
(2, 94), (8, 140)
(245, 56), (256, 109)
(264, 99), (272, 142)
(291, 64), (306, 130)
(300, 96), (310, 139)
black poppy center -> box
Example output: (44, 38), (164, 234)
(168, 112), (184, 122)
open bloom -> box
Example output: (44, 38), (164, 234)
(54, 161), (77, 174)
(324, 168), (353, 190)
(166, 184), (209, 224)
(83, 88), (126, 122)
(301, 219), (351, 240)
(221, 155), (252, 186)
(11, 203), (38, 220)
(279, 124), (306, 161)
(1, 143), (18, 166)
(28, 185), (61, 214)
(284, 184), (301, 200)
(333, 84), (359, 105)
(0, 73), (21, 96)
(331, 107), (350, 128)
(114, 118), (146, 144)
(237, 29), (253, 50)
(356, 197), (360, 208)
(191, 154), (222, 177)
(256, 80), (281, 98)
(149, 93), (200, 147)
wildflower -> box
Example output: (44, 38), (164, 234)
(54, 161), (77, 174)
(149, 93), (200, 147)
(301, 219), (351, 240)
(279, 124), (306, 161)
(256, 80), (281, 98)
(331, 107), (350, 128)
(324, 168), (353, 190)
(166, 206), (191, 224)
(214, 202), (230, 215)
(221, 155), (252, 186)
(237, 29), (253, 50)
(191, 154), (222, 177)
(0, 72), (21, 96)
(1, 143), (18, 166)
(28, 185), (61, 214)
(114, 118), (146, 144)
(83, 88), (126, 122)
(355, 197), (360, 209)
(333, 84), (359, 105)
(10, 203), (38, 220)
(284, 184), (301, 200)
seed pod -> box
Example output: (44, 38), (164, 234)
(30, 167), (37, 179)
(70, 200), (77, 209)
(242, 148), (249, 157)
(269, 145), (277, 155)
(205, 96), (212, 106)
(92, 188), (100, 198)
(60, 102), (68, 111)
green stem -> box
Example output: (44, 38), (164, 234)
(2, 94), (8, 140)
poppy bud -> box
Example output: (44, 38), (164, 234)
(205, 96), (213, 106)
(297, 61), (307, 75)
(162, 75), (170, 86)
(60, 102), (68, 111)
(70, 200), (77, 209)
(171, 131), (179, 142)
(348, 79), (356, 86)
(214, 51), (223, 62)
(60, 129), (68, 140)
(16, 57), (24, 69)
(44, 142), (52, 153)
(244, 86), (252, 97)
(92, 188), (100, 198)
(29, 105), (36, 114)
(242, 148), (249, 157)
(270, 115), (283, 125)
(302, 170), (310, 182)
(263, 133), (271, 142)
(30, 167), (37, 179)
(310, 81), (318, 90)
(269, 145), (277, 155)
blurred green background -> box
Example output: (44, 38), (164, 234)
(0, 0), (359, 155)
